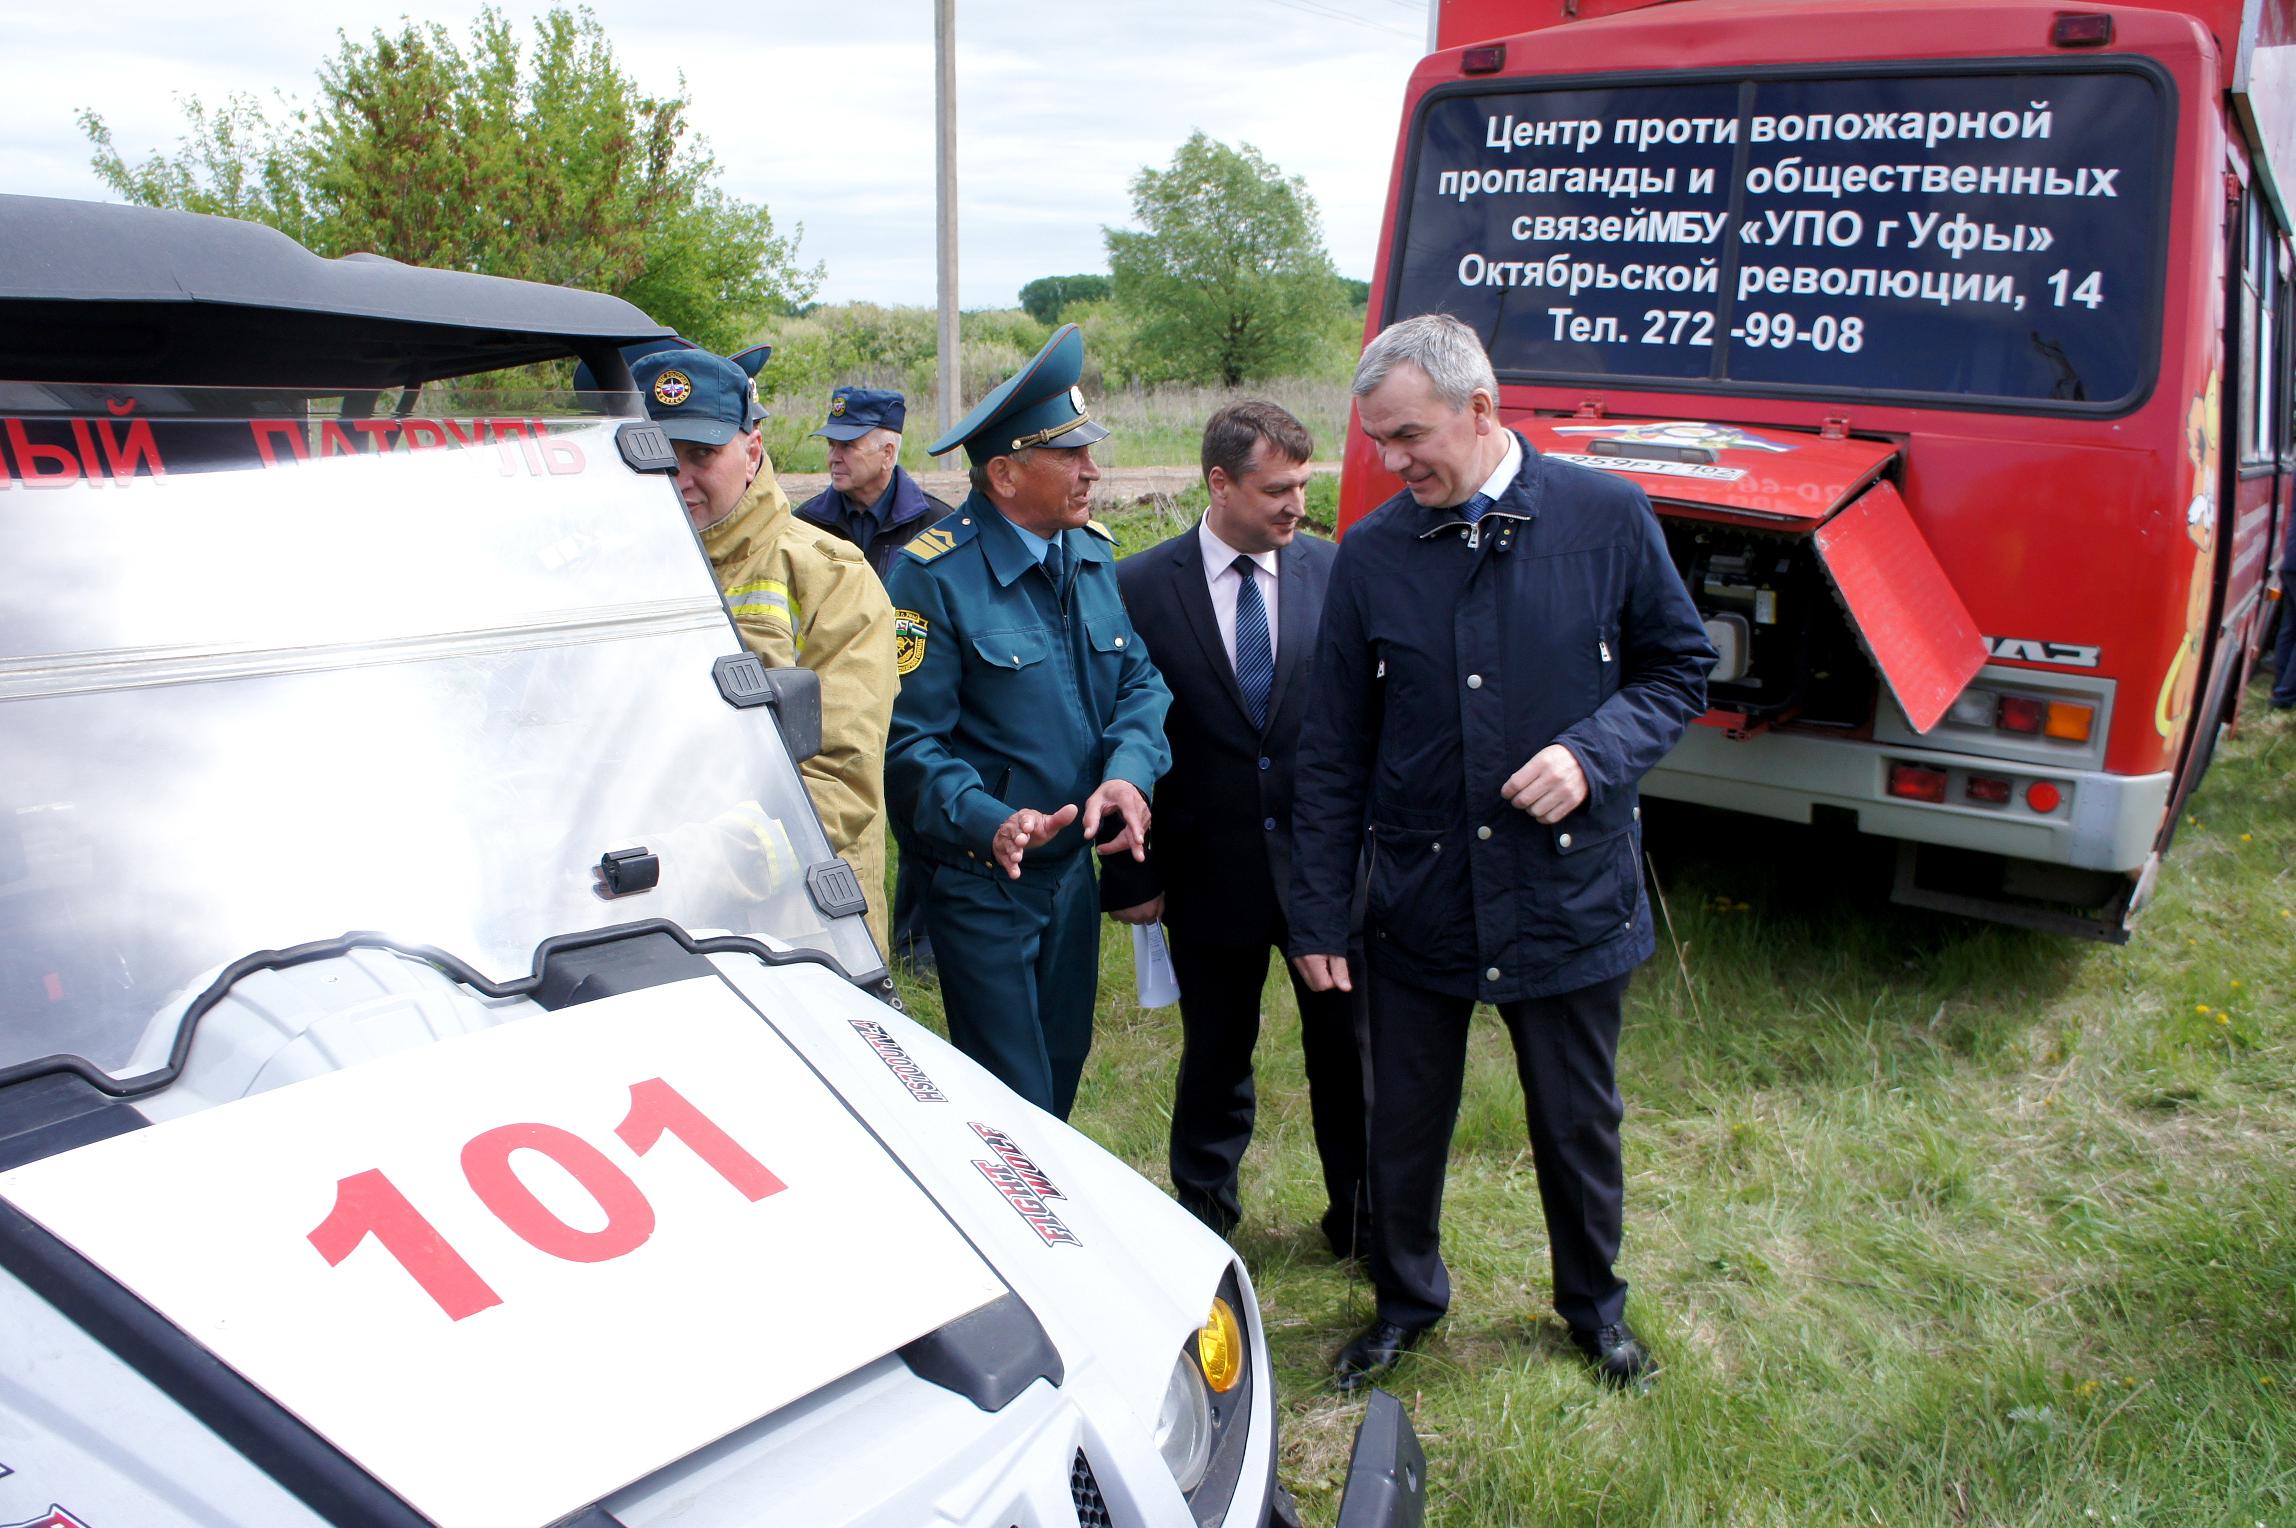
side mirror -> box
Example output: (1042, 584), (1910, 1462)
(712, 654), (823, 763)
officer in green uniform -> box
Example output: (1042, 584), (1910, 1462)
(886, 323), (1173, 1119)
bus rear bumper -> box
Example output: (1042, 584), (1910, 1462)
(1645, 725), (2171, 874)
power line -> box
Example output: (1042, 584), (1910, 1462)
(1251, 0), (1423, 40)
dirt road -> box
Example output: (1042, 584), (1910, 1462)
(775, 462), (1340, 507)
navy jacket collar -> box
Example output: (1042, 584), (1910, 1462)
(1416, 430), (1544, 538)
(879, 466), (938, 532)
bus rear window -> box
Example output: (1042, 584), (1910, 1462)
(1391, 66), (2171, 409)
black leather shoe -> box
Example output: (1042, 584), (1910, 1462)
(1570, 1320), (1658, 1391)
(1333, 1319), (1423, 1392)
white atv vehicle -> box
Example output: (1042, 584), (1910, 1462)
(0, 195), (1423, 1528)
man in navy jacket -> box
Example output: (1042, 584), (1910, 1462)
(1289, 314), (1714, 1392)
(794, 387), (957, 580)
(796, 388), (958, 967)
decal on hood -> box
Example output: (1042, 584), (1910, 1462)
(6, 1508), (92, 1528)
(971, 1123), (1080, 1247)
(850, 1018), (948, 1102)
(0, 979), (1005, 1528)
(1547, 451), (1748, 482)
(1552, 420), (1794, 452)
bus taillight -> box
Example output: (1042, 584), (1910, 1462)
(1888, 763), (1950, 803)
(1999, 695), (2046, 734)
(1966, 776), (2014, 805)
(2043, 703), (2096, 743)
(1945, 687), (2096, 743)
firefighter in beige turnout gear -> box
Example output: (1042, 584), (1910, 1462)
(635, 347), (897, 954)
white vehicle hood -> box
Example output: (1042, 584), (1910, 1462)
(0, 950), (1255, 1528)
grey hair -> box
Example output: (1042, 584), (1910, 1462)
(969, 446), (1037, 499)
(1351, 312), (1498, 409)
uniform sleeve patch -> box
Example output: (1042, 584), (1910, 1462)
(894, 609), (930, 675)
(906, 526), (957, 562)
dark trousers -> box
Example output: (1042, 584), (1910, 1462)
(2274, 593), (2296, 707)
(1366, 958), (1631, 1334)
(1166, 928), (1371, 1251)
(922, 853), (1099, 1119)
(889, 817), (932, 962)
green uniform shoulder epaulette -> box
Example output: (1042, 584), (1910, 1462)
(901, 514), (978, 564)
(1083, 518), (1115, 543)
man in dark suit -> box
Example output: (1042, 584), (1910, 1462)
(1102, 401), (1371, 1256)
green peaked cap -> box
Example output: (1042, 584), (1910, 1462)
(928, 322), (1111, 464)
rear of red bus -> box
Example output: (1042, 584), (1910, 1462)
(1344, 0), (2296, 938)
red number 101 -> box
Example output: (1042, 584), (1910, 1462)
(307, 1076), (785, 1320)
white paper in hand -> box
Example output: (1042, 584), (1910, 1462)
(1133, 922), (1181, 1008)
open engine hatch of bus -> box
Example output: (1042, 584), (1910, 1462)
(1517, 417), (1987, 734)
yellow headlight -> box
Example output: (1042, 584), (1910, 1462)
(1196, 1296), (1244, 1393)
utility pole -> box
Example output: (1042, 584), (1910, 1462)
(935, 0), (960, 444)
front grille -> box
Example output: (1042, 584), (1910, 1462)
(1070, 1448), (1112, 1528)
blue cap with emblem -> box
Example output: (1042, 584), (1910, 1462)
(812, 386), (907, 441)
(927, 322), (1109, 464)
(572, 337), (774, 395)
(631, 347), (771, 446)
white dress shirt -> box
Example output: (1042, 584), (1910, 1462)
(1473, 431), (1523, 507)
(1198, 515), (1280, 672)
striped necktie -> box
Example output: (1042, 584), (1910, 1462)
(1459, 491), (1496, 525)
(1231, 554), (1273, 733)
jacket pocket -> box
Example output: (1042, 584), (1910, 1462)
(1541, 796), (1640, 951)
(1084, 614), (1137, 658)
(1595, 620), (1622, 704)
(1366, 819), (1474, 969)
(971, 629), (1050, 671)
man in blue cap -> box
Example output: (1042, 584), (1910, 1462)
(794, 387), (957, 580)
(631, 345), (898, 955)
(885, 323), (1173, 1119)
(797, 386), (959, 973)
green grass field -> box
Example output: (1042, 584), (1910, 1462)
(891, 500), (2293, 1527)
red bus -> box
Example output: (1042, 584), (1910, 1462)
(1343, 0), (2296, 938)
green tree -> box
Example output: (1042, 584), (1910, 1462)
(77, 7), (818, 353)
(1104, 132), (1346, 386)
(1017, 273), (1112, 325)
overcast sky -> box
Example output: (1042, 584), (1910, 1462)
(10, 1), (1432, 308)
